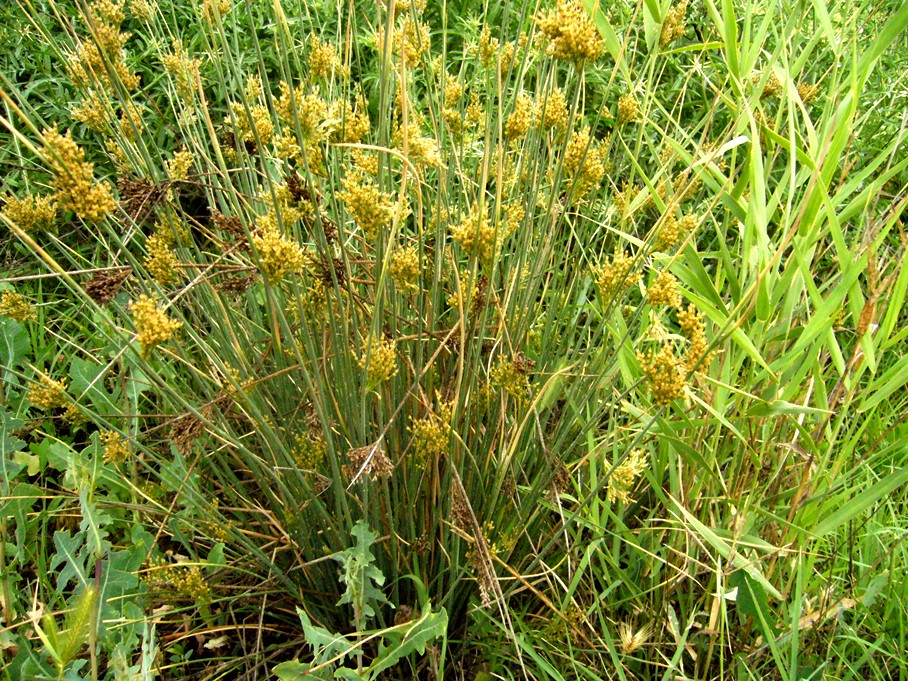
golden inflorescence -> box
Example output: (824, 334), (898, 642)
(129, 294), (182, 357)
(0, 290), (36, 322)
(338, 172), (394, 241)
(535, 0), (604, 65)
(43, 127), (117, 223)
(100, 430), (130, 464)
(606, 449), (648, 503)
(389, 246), (421, 293)
(1, 194), (57, 233)
(637, 343), (686, 406)
(28, 375), (70, 411)
(594, 249), (641, 302)
(358, 335), (398, 386)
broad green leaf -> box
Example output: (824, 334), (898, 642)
(812, 461), (908, 538)
(367, 607), (448, 679)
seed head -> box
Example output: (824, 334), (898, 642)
(28, 375), (69, 411)
(100, 430), (130, 464)
(647, 270), (681, 307)
(535, 0), (604, 65)
(251, 226), (305, 283)
(389, 246), (421, 293)
(637, 343), (687, 405)
(358, 335), (398, 387)
(593, 249), (641, 302)
(1, 193), (57, 233)
(129, 294), (182, 357)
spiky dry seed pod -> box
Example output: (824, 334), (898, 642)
(358, 335), (398, 386)
(637, 343), (687, 405)
(505, 93), (534, 141)
(647, 270), (681, 307)
(607, 449), (648, 504)
(617, 93), (641, 124)
(42, 127), (117, 223)
(170, 411), (207, 455)
(100, 430), (129, 464)
(618, 620), (653, 654)
(389, 246), (421, 292)
(536, 87), (569, 131)
(129, 294), (182, 357)
(0, 290), (36, 322)
(660, 1), (688, 47)
(344, 442), (393, 481)
(28, 375), (69, 411)
(1, 193), (57, 233)
(84, 269), (130, 304)
(593, 249), (641, 302)
(535, 0), (604, 65)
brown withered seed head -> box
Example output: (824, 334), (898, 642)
(84, 268), (131, 304)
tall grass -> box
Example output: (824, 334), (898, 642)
(1, 0), (906, 678)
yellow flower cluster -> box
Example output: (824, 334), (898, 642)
(451, 207), (498, 263)
(607, 449), (647, 503)
(379, 17), (430, 68)
(71, 90), (109, 132)
(562, 127), (607, 196)
(594, 249), (641, 302)
(294, 432), (327, 470)
(797, 82), (821, 104)
(647, 270), (681, 307)
(276, 83), (328, 139)
(395, 123), (443, 168)
(490, 355), (532, 399)
(166, 149), (195, 182)
(505, 93), (534, 141)
(637, 343), (686, 406)
(202, 0), (231, 22)
(147, 558), (211, 604)
(654, 212), (696, 251)
(536, 88), (569, 132)
(660, 1), (688, 48)
(251, 226), (305, 283)
(535, 0), (604, 65)
(0, 290), (36, 322)
(338, 172), (394, 241)
(358, 335), (398, 387)
(100, 430), (130, 464)
(28, 375), (70, 411)
(129, 294), (182, 357)
(67, 0), (139, 90)
(408, 399), (453, 467)
(757, 71), (782, 100)
(227, 101), (274, 147)
(1, 193), (57, 233)
(328, 97), (370, 143)
(43, 127), (117, 223)
(678, 304), (708, 372)
(308, 35), (344, 81)
(389, 246), (421, 293)
(143, 233), (180, 286)
(128, 0), (154, 22)
(161, 40), (201, 100)
(617, 93), (641, 124)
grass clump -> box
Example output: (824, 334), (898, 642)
(1, 0), (907, 678)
